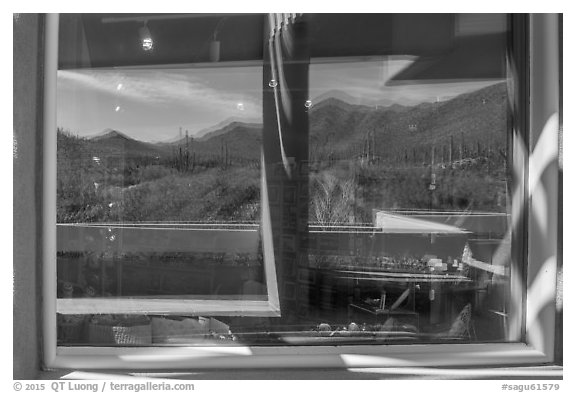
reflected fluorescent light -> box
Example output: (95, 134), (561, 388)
(139, 23), (154, 51)
(115, 106), (121, 112)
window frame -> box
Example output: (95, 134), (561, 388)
(42, 13), (560, 370)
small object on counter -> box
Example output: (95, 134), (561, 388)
(348, 322), (360, 332)
(318, 323), (331, 336)
(63, 282), (74, 298)
(84, 286), (96, 297)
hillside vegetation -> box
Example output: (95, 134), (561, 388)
(57, 82), (509, 224)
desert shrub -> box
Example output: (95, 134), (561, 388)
(137, 164), (177, 182)
(310, 172), (356, 226)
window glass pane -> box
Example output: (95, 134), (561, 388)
(56, 14), (275, 346)
(247, 13), (512, 345)
(305, 62), (509, 343)
(56, 13), (515, 347)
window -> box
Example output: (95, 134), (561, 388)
(43, 13), (560, 369)
(55, 64), (281, 316)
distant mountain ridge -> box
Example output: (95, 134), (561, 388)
(75, 82), (507, 162)
(308, 82), (507, 160)
(197, 121), (262, 142)
(311, 89), (420, 108)
(87, 128), (165, 158)
(195, 117), (261, 140)
(89, 128), (133, 141)
(191, 123), (263, 161)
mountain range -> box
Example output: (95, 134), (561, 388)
(311, 89), (420, 108)
(82, 82), (507, 162)
(308, 82), (506, 160)
(87, 128), (166, 158)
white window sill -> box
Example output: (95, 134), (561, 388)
(39, 365), (563, 380)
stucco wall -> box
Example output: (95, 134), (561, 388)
(13, 13), (43, 380)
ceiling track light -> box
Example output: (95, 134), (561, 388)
(139, 21), (153, 52)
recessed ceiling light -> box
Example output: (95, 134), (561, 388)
(139, 22), (154, 52)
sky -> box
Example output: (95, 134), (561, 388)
(57, 59), (502, 142)
(57, 66), (263, 142)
